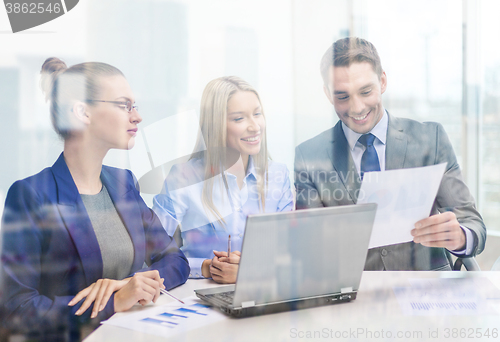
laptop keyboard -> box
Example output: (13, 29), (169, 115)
(210, 291), (235, 304)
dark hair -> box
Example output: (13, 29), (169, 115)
(40, 57), (124, 139)
(320, 37), (383, 86)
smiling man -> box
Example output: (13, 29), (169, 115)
(294, 37), (486, 270)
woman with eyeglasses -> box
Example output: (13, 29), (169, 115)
(0, 58), (189, 340)
(153, 76), (293, 284)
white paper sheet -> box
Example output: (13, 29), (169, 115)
(394, 277), (500, 316)
(101, 296), (227, 339)
(357, 163), (447, 248)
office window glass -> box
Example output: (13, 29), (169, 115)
(359, 0), (463, 161)
(480, 0), (500, 233)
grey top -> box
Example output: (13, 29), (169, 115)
(81, 185), (134, 280)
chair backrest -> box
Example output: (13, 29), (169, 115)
(453, 257), (481, 271)
(491, 256), (500, 271)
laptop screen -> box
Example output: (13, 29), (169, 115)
(233, 204), (377, 307)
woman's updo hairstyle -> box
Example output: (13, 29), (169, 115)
(40, 57), (124, 139)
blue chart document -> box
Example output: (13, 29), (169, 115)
(393, 277), (500, 316)
(101, 296), (226, 338)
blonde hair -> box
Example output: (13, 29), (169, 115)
(191, 76), (269, 225)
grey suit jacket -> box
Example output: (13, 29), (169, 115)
(294, 114), (486, 271)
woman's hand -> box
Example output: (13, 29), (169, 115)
(69, 270), (164, 318)
(113, 270), (165, 313)
(201, 259), (212, 278)
(209, 251), (241, 284)
(213, 250), (241, 264)
(69, 278), (131, 318)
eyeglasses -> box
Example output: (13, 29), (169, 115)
(86, 100), (138, 113)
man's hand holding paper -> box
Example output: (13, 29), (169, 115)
(358, 163), (448, 249)
(412, 211), (466, 251)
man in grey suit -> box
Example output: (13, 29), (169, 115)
(294, 37), (486, 270)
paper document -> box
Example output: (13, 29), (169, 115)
(101, 296), (227, 339)
(357, 163), (446, 248)
(394, 277), (500, 316)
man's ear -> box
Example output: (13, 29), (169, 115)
(72, 101), (90, 124)
(380, 71), (388, 95)
(323, 84), (334, 105)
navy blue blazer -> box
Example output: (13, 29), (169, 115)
(0, 153), (190, 334)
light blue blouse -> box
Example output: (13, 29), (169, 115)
(153, 157), (294, 278)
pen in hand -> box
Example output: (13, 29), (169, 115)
(228, 234), (231, 258)
(160, 289), (185, 304)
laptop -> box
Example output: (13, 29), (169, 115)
(195, 203), (377, 318)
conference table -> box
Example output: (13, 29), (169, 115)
(85, 271), (500, 342)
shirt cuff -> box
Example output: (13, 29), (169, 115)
(188, 257), (209, 279)
(449, 226), (473, 256)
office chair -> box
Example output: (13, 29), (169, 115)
(452, 256), (481, 271)
(491, 256), (500, 271)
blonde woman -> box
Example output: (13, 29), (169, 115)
(153, 76), (293, 283)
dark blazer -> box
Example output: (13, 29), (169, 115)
(0, 153), (189, 337)
(294, 114), (486, 271)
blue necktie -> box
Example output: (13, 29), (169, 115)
(358, 133), (380, 180)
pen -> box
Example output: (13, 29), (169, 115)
(160, 288), (185, 304)
(228, 234), (231, 258)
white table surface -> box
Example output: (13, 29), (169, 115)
(84, 271), (500, 342)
